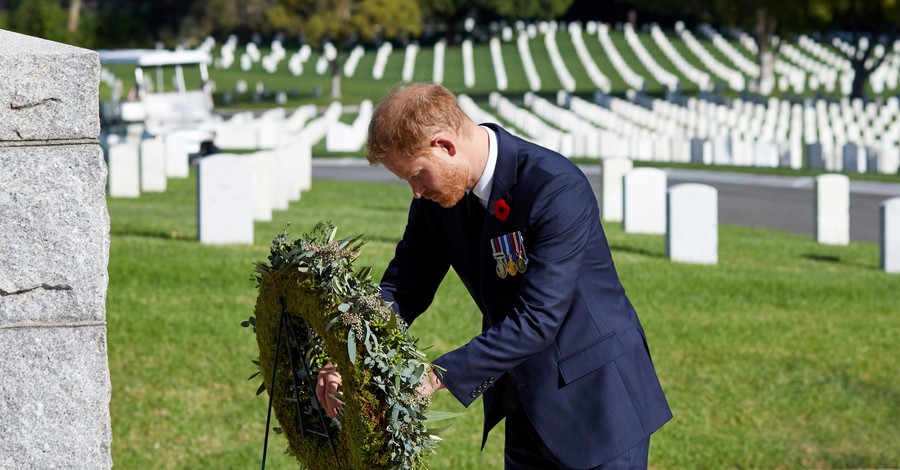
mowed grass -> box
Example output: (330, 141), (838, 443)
(107, 173), (900, 469)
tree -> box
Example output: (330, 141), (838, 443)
(419, 0), (480, 44)
(67, 0), (81, 33)
(808, 0), (900, 98)
(486, 0), (574, 22)
(6, 0), (71, 43)
(267, 0), (422, 99)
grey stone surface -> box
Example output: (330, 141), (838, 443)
(0, 145), (109, 325)
(0, 31), (111, 469)
(806, 143), (824, 170)
(0, 30), (100, 142)
(0, 326), (112, 469)
(842, 143), (860, 173)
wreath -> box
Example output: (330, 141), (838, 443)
(244, 222), (453, 469)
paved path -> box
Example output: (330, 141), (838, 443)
(313, 158), (900, 243)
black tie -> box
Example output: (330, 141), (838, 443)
(467, 192), (484, 230)
(467, 192), (484, 256)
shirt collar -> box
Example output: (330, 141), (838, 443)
(472, 125), (497, 208)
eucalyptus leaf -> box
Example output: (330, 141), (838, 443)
(422, 410), (466, 422)
(347, 329), (356, 364)
(325, 316), (341, 332)
(386, 311), (398, 330)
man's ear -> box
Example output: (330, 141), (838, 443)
(431, 134), (457, 156)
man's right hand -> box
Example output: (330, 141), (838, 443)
(315, 361), (343, 418)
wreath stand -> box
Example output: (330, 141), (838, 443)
(261, 298), (341, 470)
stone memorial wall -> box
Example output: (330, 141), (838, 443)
(0, 30), (112, 469)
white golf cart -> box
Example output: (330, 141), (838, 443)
(98, 48), (218, 155)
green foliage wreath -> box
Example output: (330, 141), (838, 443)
(245, 222), (452, 469)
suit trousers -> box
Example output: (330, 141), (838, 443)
(503, 405), (650, 470)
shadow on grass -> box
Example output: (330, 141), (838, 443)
(801, 253), (878, 271)
(111, 229), (196, 242)
(609, 243), (667, 259)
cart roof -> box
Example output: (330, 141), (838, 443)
(97, 49), (210, 67)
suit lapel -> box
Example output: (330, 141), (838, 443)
(477, 125), (520, 308)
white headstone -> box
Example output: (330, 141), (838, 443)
(257, 119), (283, 149)
(600, 157), (633, 222)
(712, 135), (732, 165)
(250, 151), (273, 222)
(881, 197), (900, 273)
(164, 131), (190, 178)
(666, 184), (718, 264)
(623, 168), (667, 234)
(298, 136), (313, 192)
(283, 136), (312, 196)
(815, 174), (850, 245)
(198, 154), (254, 244)
(139, 137), (166, 192)
(264, 150), (290, 211)
(879, 138), (899, 174)
(108, 142), (140, 198)
(325, 121), (362, 153)
(754, 140), (778, 167)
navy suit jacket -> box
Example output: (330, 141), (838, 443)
(381, 124), (672, 468)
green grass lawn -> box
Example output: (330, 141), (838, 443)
(107, 172), (900, 469)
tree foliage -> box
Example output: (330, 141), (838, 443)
(265, 0), (422, 98)
(487, 0), (573, 21)
(808, 0), (900, 97)
(266, 0), (421, 47)
(6, 0), (71, 44)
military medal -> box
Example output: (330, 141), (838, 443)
(510, 232), (528, 273)
(491, 239), (508, 279)
(491, 232), (529, 279)
(513, 231), (528, 273)
(500, 234), (517, 276)
(506, 260), (517, 276)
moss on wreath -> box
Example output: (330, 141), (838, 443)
(247, 222), (447, 470)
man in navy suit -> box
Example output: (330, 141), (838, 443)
(317, 83), (671, 469)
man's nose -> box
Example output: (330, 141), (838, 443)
(410, 182), (425, 199)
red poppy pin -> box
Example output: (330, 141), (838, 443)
(493, 199), (510, 222)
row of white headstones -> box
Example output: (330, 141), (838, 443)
(203, 20), (899, 98)
(105, 95), (899, 271)
(596, 162), (900, 272)
(466, 90), (900, 175)
(104, 107), (331, 244)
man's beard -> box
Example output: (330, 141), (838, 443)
(426, 158), (468, 209)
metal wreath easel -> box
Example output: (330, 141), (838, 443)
(261, 298), (341, 469)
